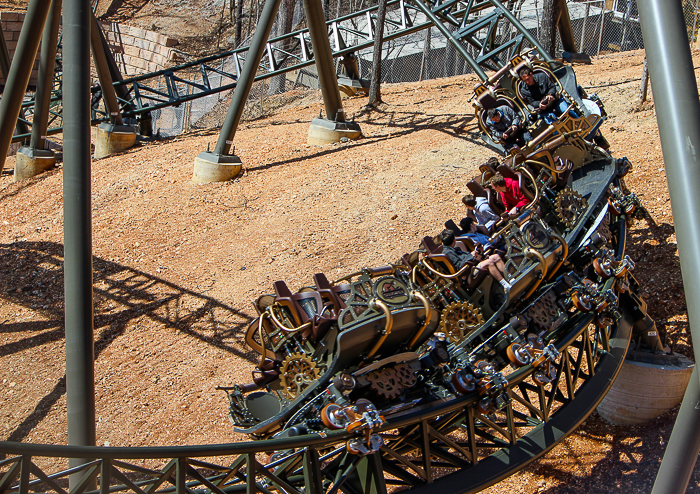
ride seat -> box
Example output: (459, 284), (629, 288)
(467, 180), (488, 197)
(474, 83), (499, 110)
(477, 97), (530, 139)
(423, 248), (487, 294)
(455, 237), (475, 252)
(455, 240), (469, 252)
(272, 280), (336, 341)
(486, 187), (505, 216)
(478, 163), (497, 184)
(313, 273), (352, 312)
(422, 235), (442, 255)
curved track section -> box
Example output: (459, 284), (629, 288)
(0, 281), (634, 494)
(1, 49), (646, 494)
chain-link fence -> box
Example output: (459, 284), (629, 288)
(145, 0), (699, 138)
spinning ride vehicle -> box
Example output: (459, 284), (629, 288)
(217, 55), (663, 488)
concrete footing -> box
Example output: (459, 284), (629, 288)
(337, 76), (370, 97)
(94, 122), (137, 160)
(193, 151), (243, 184)
(597, 353), (694, 425)
(308, 117), (362, 145)
(14, 147), (56, 182)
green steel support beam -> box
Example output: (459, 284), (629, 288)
(490, 0), (555, 63)
(212, 0), (282, 156)
(302, 0), (345, 122)
(62, 0), (96, 488)
(556, 0), (577, 53)
(90, 12), (122, 125)
(637, 0), (700, 491)
(412, 0), (488, 81)
(30, 0), (62, 151)
(95, 16), (134, 112)
(0, 23), (29, 136)
(0, 23), (11, 81)
(0, 0), (52, 170)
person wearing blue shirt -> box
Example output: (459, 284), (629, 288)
(458, 217), (496, 249)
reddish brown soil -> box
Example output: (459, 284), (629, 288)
(1, 49), (699, 491)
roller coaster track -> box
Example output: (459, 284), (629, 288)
(0, 220), (634, 494)
(12, 0), (541, 143)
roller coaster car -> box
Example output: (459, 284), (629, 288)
(475, 53), (608, 156)
(221, 60), (656, 455)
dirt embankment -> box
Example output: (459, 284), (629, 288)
(1, 49), (699, 491)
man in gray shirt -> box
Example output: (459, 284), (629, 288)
(485, 106), (531, 151)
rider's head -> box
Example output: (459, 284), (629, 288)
(518, 66), (534, 85)
(490, 173), (507, 193)
(440, 229), (456, 247)
(462, 194), (477, 209)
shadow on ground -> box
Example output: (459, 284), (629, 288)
(0, 241), (254, 446)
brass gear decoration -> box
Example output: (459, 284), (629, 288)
(439, 301), (485, 343)
(394, 363), (417, 388)
(555, 188), (588, 228)
(279, 353), (320, 400)
(367, 367), (403, 400)
(367, 368), (402, 400)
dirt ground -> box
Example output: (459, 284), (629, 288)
(1, 49), (699, 492)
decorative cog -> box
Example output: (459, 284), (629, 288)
(279, 353), (320, 400)
(439, 301), (485, 342)
(555, 188), (588, 228)
(367, 368), (402, 400)
(394, 363), (417, 388)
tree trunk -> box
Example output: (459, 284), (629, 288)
(368, 0), (388, 107)
(638, 56), (649, 105)
(419, 27), (431, 81)
(235, 0), (244, 46)
(322, 0), (329, 20)
(540, 0), (558, 57)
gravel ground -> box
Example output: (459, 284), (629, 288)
(1, 49), (699, 491)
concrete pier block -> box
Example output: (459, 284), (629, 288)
(192, 151), (242, 184)
(94, 122), (137, 160)
(597, 353), (694, 425)
(14, 146), (56, 182)
(307, 117), (362, 145)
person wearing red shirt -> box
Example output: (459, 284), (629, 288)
(490, 173), (529, 217)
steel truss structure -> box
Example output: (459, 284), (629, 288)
(10, 0), (560, 144)
(0, 266), (635, 493)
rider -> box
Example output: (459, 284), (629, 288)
(440, 229), (511, 290)
(490, 173), (529, 219)
(517, 66), (572, 124)
(462, 194), (500, 232)
(485, 106), (532, 151)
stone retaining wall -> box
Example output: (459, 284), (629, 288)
(0, 11), (180, 87)
(100, 21), (180, 76)
(0, 12), (39, 87)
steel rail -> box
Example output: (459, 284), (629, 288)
(10, 0), (536, 143)
(0, 254), (630, 455)
(0, 302), (631, 494)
